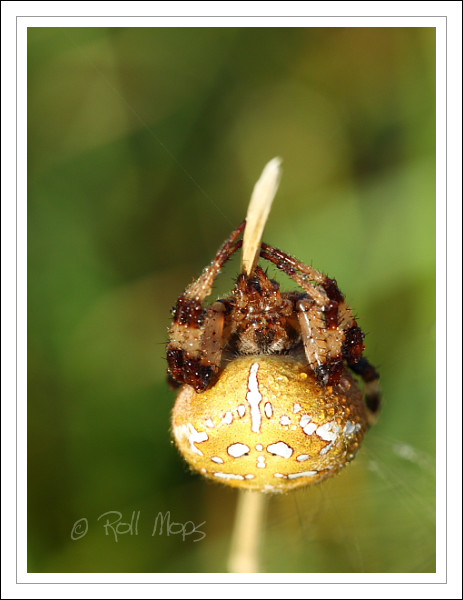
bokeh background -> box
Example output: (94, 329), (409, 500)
(28, 27), (436, 573)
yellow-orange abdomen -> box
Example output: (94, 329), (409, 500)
(171, 356), (369, 493)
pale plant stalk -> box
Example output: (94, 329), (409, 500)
(227, 158), (282, 573)
(241, 157), (282, 276)
(228, 491), (269, 573)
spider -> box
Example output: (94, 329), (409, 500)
(166, 220), (380, 418)
(168, 159), (380, 492)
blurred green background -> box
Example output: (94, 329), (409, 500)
(28, 27), (436, 573)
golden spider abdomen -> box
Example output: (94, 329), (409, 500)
(171, 355), (369, 493)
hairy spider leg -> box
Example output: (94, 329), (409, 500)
(349, 357), (381, 424)
(260, 244), (377, 395)
(184, 221), (246, 301)
(167, 221), (245, 392)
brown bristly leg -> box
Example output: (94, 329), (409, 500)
(261, 244), (374, 391)
(260, 246), (328, 306)
(184, 221), (245, 301)
(167, 222), (245, 391)
(349, 357), (381, 425)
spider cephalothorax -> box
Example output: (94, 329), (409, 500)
(168, 159), (380, 492)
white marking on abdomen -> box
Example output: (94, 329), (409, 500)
(344, 421), (355, 435)
(303, 422), (317, 435)
(257, 456), (266, 469)
(255, 444), (263, 451)
(237, 405), (246, 417)
(211, 456), (224, 464)
(316, 421), (338, 442)
(227, 443), (250, 458)
(247, 362), (263, 433)
(267, 442), (294, 459)
(205, 418), (216, 428)
(280, 415), (291, 426)
(320, 442), (334, 455)
(300, 414), (317, 435)
(288, 470), (318, 479)
(296, 454), (310, 462)
(176, 423), (209, 456)
(344, 421), (361, 435)
(293, 403), (302, 413)
(300, 415), (311, 427)
(222, 411), (233, 425)
(264, 402), (273, 418)
(213, 472), (245, 480)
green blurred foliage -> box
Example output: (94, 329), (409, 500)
(28, 27), (436, 573)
